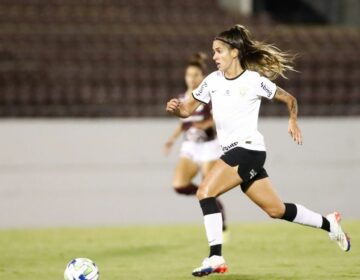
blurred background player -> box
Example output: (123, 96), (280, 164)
(164, 52), (228, 234)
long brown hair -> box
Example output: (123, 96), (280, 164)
(186, 52), (208, 74)
(215, 24), (295, 80)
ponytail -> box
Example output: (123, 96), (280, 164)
(216, 25), (295, 80)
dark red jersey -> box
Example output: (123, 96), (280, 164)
(179, 92), (216, 142)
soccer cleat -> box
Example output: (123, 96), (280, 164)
(192, 255), (228, 277)
(326, 212), (351, 252)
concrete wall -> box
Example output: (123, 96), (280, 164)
(0, 118), (359, 228)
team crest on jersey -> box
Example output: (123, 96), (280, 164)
(224, 89), (230, 96)
(238, 86), (249, 97)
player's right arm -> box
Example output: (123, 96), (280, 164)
(163, 122), (183, 155)
(166, 94), (201, 118)
(167, 73), (211, 118)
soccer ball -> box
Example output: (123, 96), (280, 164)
(64, 258), (99, 280)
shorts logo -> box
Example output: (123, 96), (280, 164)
(249, 169), (257, 179)
(222, 141), (238, 152)
(261, 82), (272, 97)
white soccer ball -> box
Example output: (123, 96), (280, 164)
(64, 258), (99, 280)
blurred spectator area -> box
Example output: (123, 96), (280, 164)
(0, 0), (359, 117)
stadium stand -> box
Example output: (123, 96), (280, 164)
(0, 0), (359, 117)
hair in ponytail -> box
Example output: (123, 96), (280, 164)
(215, 24), (295, 80)
(187, 52), (208, 74)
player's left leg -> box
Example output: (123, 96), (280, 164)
(245, 177), (350, 251)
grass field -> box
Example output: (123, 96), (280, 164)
(0, 221), (359, 279)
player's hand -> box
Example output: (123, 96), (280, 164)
(288, 119), (302, 145)
(166, 98), (181, 115)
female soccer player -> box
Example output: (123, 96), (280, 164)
(166, 25), (350, 277)
(164, 52), (228, 233)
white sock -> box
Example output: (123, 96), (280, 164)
(204, 213), (223, 246)
(293, 204), (323, 228)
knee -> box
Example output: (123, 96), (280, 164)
(174, 187), (184, 194)
(196, 186), (207, 200)
(173, 184), (197, 195)
(265, 206), (285, 219)
(196, 184), (216, 200)
(174, 187), (192, 195)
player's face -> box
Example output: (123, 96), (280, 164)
(185, 66), (204, 90)
(212, 40), (236, 72)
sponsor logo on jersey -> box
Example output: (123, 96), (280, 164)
(221, 141), (238, 152)
(261, 82), (272, 97)
(194, 81), (208, 97)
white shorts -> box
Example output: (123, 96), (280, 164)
(179, 139), (222, 164)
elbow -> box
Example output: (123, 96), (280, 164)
(179, 111), (191, 118)
(288, 96), (298, 117)
(290, 96), (297, 106)
(284, 94), (297, 106)
(178, 105), (192, 118)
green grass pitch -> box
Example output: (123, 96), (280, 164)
(0, 221), (359, 279)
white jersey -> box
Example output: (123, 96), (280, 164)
(192, 70), (277, 151)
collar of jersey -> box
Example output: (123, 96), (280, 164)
(224, 70), (246, 81)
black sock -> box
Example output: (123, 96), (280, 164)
(281, 203), (297, 221)
(199, 197), (219, 215)
(209, 244), (222, 257)
(321, 216), (331, 232)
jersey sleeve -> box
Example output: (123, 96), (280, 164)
(192, 78), (211, 104)
(256, 76), (277, 100)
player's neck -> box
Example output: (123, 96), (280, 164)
(224, 63), (244, 79)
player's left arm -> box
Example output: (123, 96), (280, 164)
(274, 86), (303, 145)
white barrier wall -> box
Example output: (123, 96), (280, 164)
(0, 118), (359, 228)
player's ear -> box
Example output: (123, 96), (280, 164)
(231, 48), (239, 59)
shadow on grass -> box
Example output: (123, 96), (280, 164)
(208, 274), (300, 280)
(98, 244), (179, 258)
